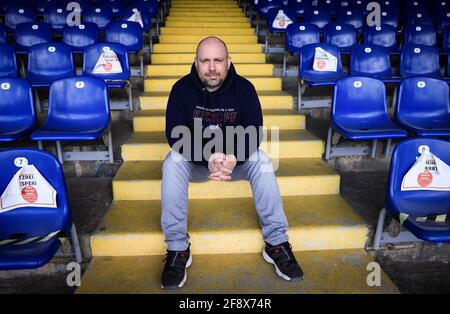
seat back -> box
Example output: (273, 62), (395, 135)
(324, 23), (357, 50)
(5, 6), (36, 33)
(132, 0), (160, 18)
(379, 9), (401, 29)
(406, 10), (433, 26)
(299, 43), (343, 78)
(403, 24), (437, 47)
(0, 44), (18, 78)
(62, 23), (99, 52)
(303, 8), (331, 29)
(285, 22), (320, 54)
(442, 25), (450, 52)
(34, 0), (64, 14)
(105, 21), (143, 53)
(82, 6), (114, 30)
(336, 8), (365, 30)
(396, 77), (450, 129)
(15, 22), (53, 51)
(27, 43), (75, 86)
(43, 4), (70, 32)
(387, 138), (450, 218)
(400, 45), (441, 78)
(0, 148), (71, 241)
(350, 44), (392, 78)
(0, 24), (7, 44)
(363, 24), (397, 52)
(120, 6), (151, 32)
(102, 0), (129, 16)
(256, 0), (284, 19)
(266, 7), (297, 33)
(82, 42), (130, 82)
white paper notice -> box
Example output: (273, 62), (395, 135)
(272, 10), (293, 29)
(127, 11), (144, 28)
(313, 47), (338, 72)
(92, 49), (123, 74)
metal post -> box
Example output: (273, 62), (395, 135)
(71, 224), (82, 263)
(384, 138), (392, 158)
(265, 31), (269, 53)
(139, 53), (144, 78)
(37, 141), (43, 150)
(371, 139), (378, 159)
(56, 141), (64, 164)
(128, 83), (133, 111)
(282, 51), (287, 77)
(373, 208), (387, 250)
(34, 89), (42, 113)
(325, 127), (333, 160)
(107, 129), (114, 163)
(297, 80), (303, 110)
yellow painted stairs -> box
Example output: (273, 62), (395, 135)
(77, 0), (399, 293)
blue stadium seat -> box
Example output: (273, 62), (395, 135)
(31, 76), (113, 163)
(436, 10), (450, 32)
(27, 43), (75, 88)
(379, 10), (401, 30)
(82, 6), (114, 31)
(336, 8), (365, 30)
(4, 6), (37, 34)
(132, 0), (160, 18)
(266, 7), (297, 34)
(324, 23), (357, 53)
(82, 43), (133, 110)
(432, 0), (450, 17)
(350, 44), (397, 82)
(373, 138), (450, 248)
(101, 0), (130, 16)
(395, 77), (450, 137)
(0, 79), (37, 142)
(442, 25), (450, 52)
(256, 0), (284, 19)
(120, 6), (151, 33)
(403, 24), (437, 47)
(320, 0), (339, 16)
(363, 24), (398, 54)
(35, 0), (64, 14)
(399, 45), (441, 78)
(326, 76), (407, 159)
(286, 0), (308, 16)
(0, 44), (19, 78)
(0, 24), (6, 44)
(0, 148), (81, 269)
(43, 4), (70, 34)
(406, 10), (434, 26)
(14, 22), (53, 54)
(62, 23), (100, 53)
(285, 22), (321, 54)
(302, 8), (331, 29)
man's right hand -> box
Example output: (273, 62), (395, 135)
(208, 153), (232, 181)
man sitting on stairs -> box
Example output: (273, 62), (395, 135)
(161, 36), (304, 289)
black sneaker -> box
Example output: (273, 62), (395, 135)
(161, 247), (192, 289)
(263, 242), (304, 281)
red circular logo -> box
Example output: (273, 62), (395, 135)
(317, 60), (326, 69)
(103, 62), (112, 72)
(417, 171), (433, 187)
(279, 20), (285, 27)
(21, 186), (38, 203)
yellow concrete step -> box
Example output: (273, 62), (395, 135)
(169, 11), (245, 17)
(77, 249), (399, 293)
(159, 34), (257, 44)
(144, 76), (281, 92)
(151, 53), (266, 64)
(139, 91), (293, 110)
(133, 109), (305, 132)
(165, 16), (249, 22)
(90, 195), (368, 256)
(170, 7), (243, 12)
(112, 158), (338, 201)
(171, 4), (239, 7)
(153, 43), (262, 53)
(165, 21), (251, 28)
(160, 27), (254, 35)
(146, 63), (273, 77)
(120, 129), (324, 161)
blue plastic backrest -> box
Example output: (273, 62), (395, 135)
(105, 21), (143, 53)
(443, 25), (450, 52)
(101, 0), (130, 15)
(35, 0), (64, 13)
(45, 76), (110, 133)
(120, 6), (151, 32)
(400, 45), (441, 78)
(43, 4), (70, 31)
(0, 24), (7, 45)
(332, 76), (388, 122)
(0, 148), (72, 240)
(336, 8), (365, 30)
(132, 0), (160, 18)
(15, 22), (53, 50)
(286, 0), (307, 16)
(5, 6), (37, 32)
(62, 23), (100, 51)
(407, 10), (434, 26)
(82, 43), (130, 82)
(403, 24), (437, 47)
(379, 10), (400, 29)
(363, 24), (397, 50)
(388, 138), (450, 217)
(350, 44), (392, 77)
(324, 24), (357, 49)
(396, 77), (450, 126)
(82, 6), (114, 30)
(27, 43), (75, 84)
(257, 0), (284, 18)
(0, 44), (18, 78)
(303, 8), (331, 29)
(299, 43), (343, 75)
(286, 22), (320, 54)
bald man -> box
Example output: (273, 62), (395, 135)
(161, 37), (304, 289)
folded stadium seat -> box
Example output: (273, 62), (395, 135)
(323, 23), (357, 54)
(399, 45), (442, 78)
(302, 8), (332, 29)
(379, 9), (401, 30)
(101, 0), (130, 17)
(120, 6), (152, 52)
(105, 21), (144, 77)
(34, 0), (64, 15)
(256, 0), (284, 20)
(27, 43), (75, 112)
(0, 44), (18, 78)
(326, 76), (407, 159)
(436, 11), (450, 32)
(406, 10), (434, 26)
(265, 7), (297, 53)
(0, 78), (37, 142)
(286, 0), (307, 17)
(403, 24), (437, 47)
(350, 44), (399, 82)
(31, 76), (113, 164)
(373, 138), (450, 249)
(283, 22), (320, 77)
(363, 24), (398, 54)
(14, 22), (53, 54)
(43, 4), (70, 36)
(336, 8), (365, 30)
(298, 43), (345, 109)
(4, 6), (36, 35)
(432, 0), (450, 18)
(0, 23), (7, 44)
(82, 42), (132, 111)
(320, 0), (340, 16)
(62, 23), (100, 54)
(442, 25), (450, 52)
(82, 6), (114, 31)
(0, 148), (82, 269)
(395, 77), (450, 137)
(132, 0), (162, 35)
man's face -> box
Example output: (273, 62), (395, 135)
(195, 40), (231, 92)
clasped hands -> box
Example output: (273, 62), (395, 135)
(208, 153), (237, 181)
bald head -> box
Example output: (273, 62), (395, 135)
(195, 36), (232, 92)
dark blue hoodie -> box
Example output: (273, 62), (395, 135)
(165, 63), (263, 167)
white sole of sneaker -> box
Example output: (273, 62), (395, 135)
(262, 249), (295, 282)
(161, 253), (193, 289)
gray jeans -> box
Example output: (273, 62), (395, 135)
(161, 149), (289, 251)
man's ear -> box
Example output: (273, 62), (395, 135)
(227, 56), (232, 69)
(194, 57), (198, 68)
